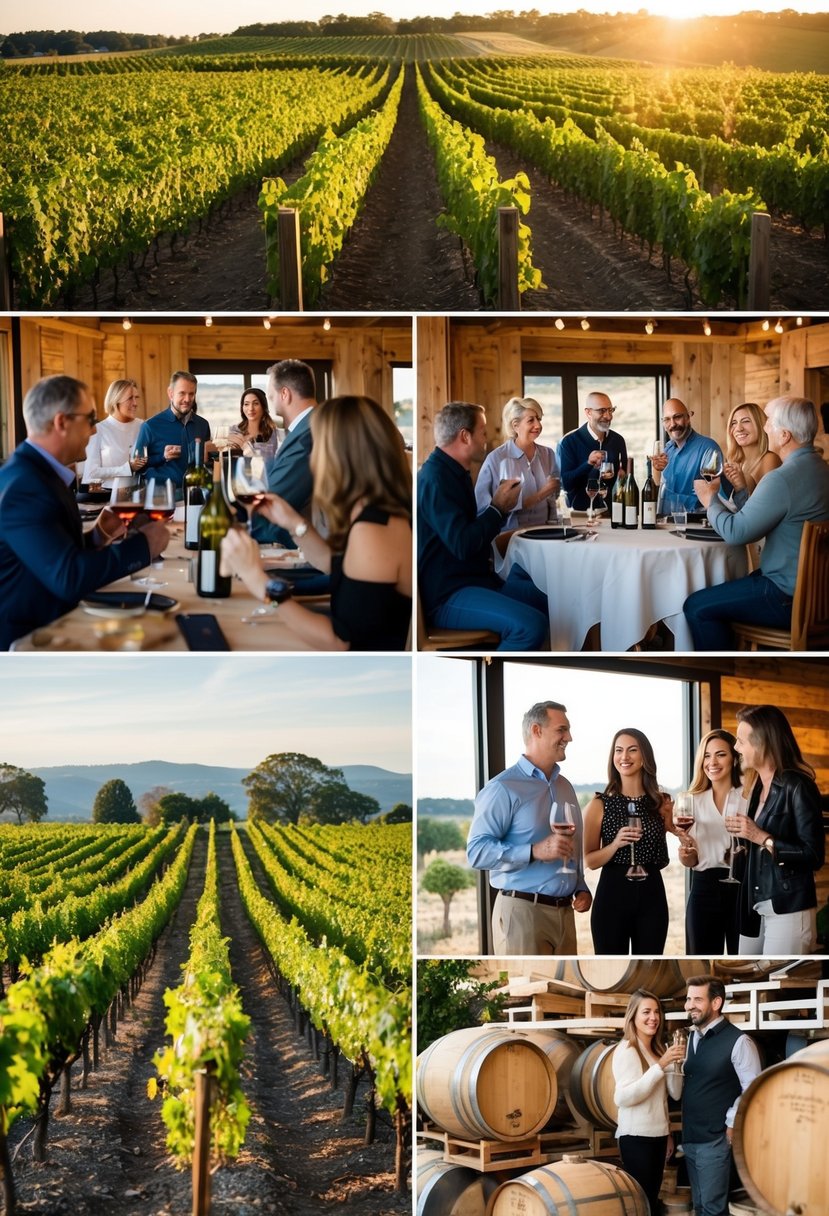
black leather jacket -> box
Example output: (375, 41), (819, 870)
(740, 769), (825, 934)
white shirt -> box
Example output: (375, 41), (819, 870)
(613, 1038), (683, 1137)
(691, 788), (748, 871)
(83, 416), (142, 486)
(688, 1016), (762, 1126)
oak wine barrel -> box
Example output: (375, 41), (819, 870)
(728, 1193), (764, 1216)
(486, 1154), (648, 1216)
(568, 1040), (618, 1132)
(660, 1191), (694, 1214)
(521, 1028), (582, 1127)
(573, 960), (710, 998)
(417, 1025), (558, 1141)
(732, 1038), (829, 1216)
(416, 1150), (499, 1216)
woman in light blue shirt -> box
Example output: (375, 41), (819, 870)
(475, 397), (560, 543)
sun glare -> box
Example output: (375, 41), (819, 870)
(647, 0), (707, 17)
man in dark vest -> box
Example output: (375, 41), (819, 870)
(681, 975), (762, 1216)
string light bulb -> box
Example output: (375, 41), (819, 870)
(580, 318), (590, 331)
(263, 317), (271, 330)
(796, 316), (804, 326)
(645, 319), (655, 335)
(775, 319), (784, 334)
(205, 315), (213, 328)
(761, 318), (770, 331)
(323, 317), (331, 331)
(702, 319), (712, 336)
(554, 317), (565, 330)
(122, 317), (132, 331)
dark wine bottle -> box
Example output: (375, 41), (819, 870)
(197, 461), (233, 599)
(184, 438), (211, 551)
(642, 456), (657, 529)
(623, 457), (639, 530)
(611, 458), (626, 529)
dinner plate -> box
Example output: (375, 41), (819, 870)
(80, 592), (180, 617)
(519, 526), (585, 541)
(671, 528), (724, 542)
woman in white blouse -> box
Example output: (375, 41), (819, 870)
(677, 729), (748, 954)
(474, 397), (560, 551)
(83, 380), (146, 487)
(613, 989), (685, 1216)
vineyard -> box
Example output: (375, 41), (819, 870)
(0, 819), (411, 1215)
(0, 42), (827, 308)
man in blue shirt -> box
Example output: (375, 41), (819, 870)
(558, 391), (627, 510)
(652, 398), (723, 512)
(684, 395), (829, 649)
(418, 402), (548, 650)
(467, 701), (592, 953)
(134, 371), (211, 491)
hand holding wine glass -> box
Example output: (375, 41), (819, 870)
(550, 800), (576, 873)
(625, 801), (647, 881)
(109, 476), (145, 526)
(229, 455), (269, 534)
(699, 448), (723, 484)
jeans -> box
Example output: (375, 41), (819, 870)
(432, 565), (548, 651)
(683, 1134), (732, 1216)
(683, 571), (792, 650)
(738, 901), (816, 954)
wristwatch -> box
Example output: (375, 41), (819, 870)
(292, 519), (308, 540)
(762, 835), (775, 857)
(263, 577), (293, 604)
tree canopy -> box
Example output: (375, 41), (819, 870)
(155, 791), (235, 825)
(416, 960), (506, 1051)
(243, 753), (345, 825)
(92, 778), (139, 824)
(300, 783), (380, 826)
(0, 763), (47, 823)
(417, 816), (465, 861)
(421, 859), (475, 938)
(381, 802), (412, 824)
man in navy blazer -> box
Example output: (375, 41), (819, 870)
(0, 375), (170, 650)
(558, 391), (627, 510)
(252, 359), (317, 549)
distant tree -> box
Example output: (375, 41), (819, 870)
(381, 802), (412, 824)
(92, 778), (139, 824)
(196, 791), (235, 824)
(417, 817), (465, 868)
(420, 859), (475, 938)
(0, 763), (47, 823)
(138, 784), (173, 826)
(243, 753), (344, 824)
(416, 959), (506, 1050)
(300, 782), (379, 825)
(156, 792), (199, 825)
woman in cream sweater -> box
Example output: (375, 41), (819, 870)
(612, 989), (686, 1213)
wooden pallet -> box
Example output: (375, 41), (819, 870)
(416, 1124), (547, 1172)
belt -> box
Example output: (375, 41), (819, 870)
(501, 889), (572, 908)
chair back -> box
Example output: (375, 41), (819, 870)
(790, 519), (829, 650)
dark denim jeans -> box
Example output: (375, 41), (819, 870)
(684, 570), (792, 650)
(432, 564), (548, 651)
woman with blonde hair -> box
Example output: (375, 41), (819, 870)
(722, 401), (780, 502)
(475, 396), (560, 538)
(83, 379), (147, 487)
(220, 394), (411, 650)
(612, 989), (685, 1216)
(677, 730), (748, 954)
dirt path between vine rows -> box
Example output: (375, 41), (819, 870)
(6, 830), (407, 1216)
(62, 65), (829, 314)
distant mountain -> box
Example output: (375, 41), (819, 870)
(27, 761), (411, 821)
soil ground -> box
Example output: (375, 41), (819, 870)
(61, 68), (829, 315)
(5, 831), (408, 1216)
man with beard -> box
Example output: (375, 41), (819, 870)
(652, 397), (723, 511)
(681, 975), (761, 1216)
(134, 371), (212, 492)
(557, 391), (627, 509)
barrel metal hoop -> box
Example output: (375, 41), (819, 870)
(450, 1033), (505, 1137)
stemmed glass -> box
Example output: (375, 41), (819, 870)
(652, 440), (664, 459)
(550, 800), (576, 873)
(108, 476), (144, 527)
(598, 461), (614, 505)
(626, 801), (647, 881)
(586, 478), (601, 526)
(670, 1027), (687, 1075)
(699, 448), (723, 483)
(229, 454), (268, 534)
(722, 788), (746, 884)
(672, 791), (696, 835)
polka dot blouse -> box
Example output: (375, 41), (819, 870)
(598, 792), (669, 869)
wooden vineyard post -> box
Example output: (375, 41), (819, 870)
(498, 207), (521, 311)
(192, 1068), (215, 1216)
(278, 208), (303, 312)
(0, 213), (11, 311)
(747, 211), (770, 309)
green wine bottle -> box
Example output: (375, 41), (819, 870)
(623, 457), (639, 530)
(611, 457), (626, 529)
(197, 461), (233, 599)
(184, 438), (211, 551)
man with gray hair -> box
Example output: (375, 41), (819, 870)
(418, 401), (548, 650)
(467, 701), (592, 953)
(684, 395), (829, 648)
(0, 374), (169, 650)
(558, 390), (628, 510)
(134, 370), (211, 490)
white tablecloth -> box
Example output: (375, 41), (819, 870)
(495, 522), (748, 651)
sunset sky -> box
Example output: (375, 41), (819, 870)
(2, 1), (825, 38)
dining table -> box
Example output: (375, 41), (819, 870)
(10, 525), (318, 652)
(494, 519), (749, 651)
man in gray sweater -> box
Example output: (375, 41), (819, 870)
(684, 396), (829, 649)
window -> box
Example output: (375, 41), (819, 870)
(188, 360), (332, 430)
(392, 364), (414, 448)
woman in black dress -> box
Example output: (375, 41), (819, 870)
(221, 395), (411, 650)
(584, 727), (673, 954)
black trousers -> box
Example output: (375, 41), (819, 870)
(618, 1133), (668, 1214)
(685, 867), (740, 954)
(591, 865), (669, 955)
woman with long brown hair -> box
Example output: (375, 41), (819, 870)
(730, 704), (824, 952)
(612, 989), (685, 1216)
(584, 728), (674, 954)
(228, 387), (278, 458)
(221, 394), (411, 650)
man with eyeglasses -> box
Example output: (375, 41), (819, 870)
(0, 374), (169, 650)
(557, 392), (627, 510)
(652, 398), (724, 512)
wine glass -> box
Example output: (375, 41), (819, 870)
(586, 478), (601, 526)
(672, 791), (696, 835)
(598, 460), (614, 503)
(671, 1027), (687, 1075)
(108, 476), (144, 527)
(699, 448), (723, 483)
(550, 800), (576, 874)
(625, 801), (647, 881)
(229, 454), (268, 534)
(652, 440), (664, 458)
(722, 788), (746, 884)
(143, 477), (175, 523)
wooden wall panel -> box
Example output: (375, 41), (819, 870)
(417, 316), (449, 460)
(779, 327), (808, 396)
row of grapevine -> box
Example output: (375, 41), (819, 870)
(423, 62), (760, 306)
(415, 64), (543, 304)
(259, 67), (403, 305)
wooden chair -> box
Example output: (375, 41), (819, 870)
(733, 519), (829, 651)
(416, 589), (500, 651)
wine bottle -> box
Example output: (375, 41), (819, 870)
(611, 458), (626, 529)
(197, 461), (233, 599)
(184, 438), (211, 551)
(623, 457), (639, 529)
(642, 456), (657, 529)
